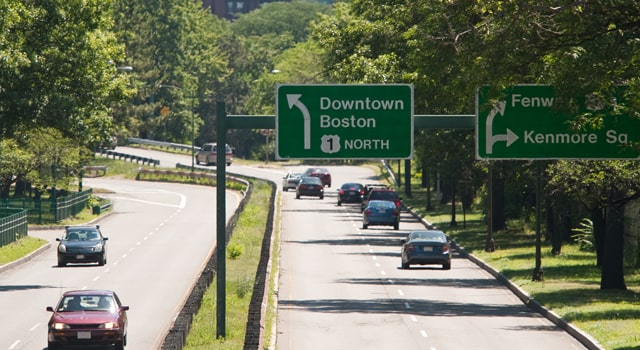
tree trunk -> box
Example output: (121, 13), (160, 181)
(491, 163), (506, 231)
(591, 208), (606, 267)
(600, 204), (627, 290)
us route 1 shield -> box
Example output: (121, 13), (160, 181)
(276, 84), (413, 160)
(476, 85), (640, 160)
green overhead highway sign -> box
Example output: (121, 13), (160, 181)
(276, 84), (413, 160)
(476, 85), (640, 160)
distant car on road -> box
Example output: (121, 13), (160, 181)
(296, 176), (324, 199)
(195, 143), (233, 166)
(303, 167), (331, 187)
(337, 182), (365, 205)
(282, 172), (303, 192)
(400, 230), (451, 270)
(56, 225), (108, 267)
(362, 200), (400, 230)
(46, 289), (129, 350)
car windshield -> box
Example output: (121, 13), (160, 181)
(369, 200), (394, 209)
(301, 177), (322, 185)
(341, 183), (362, 190)
(372, 191), (398, 199)
(410, 231), (445, 242)
(65, 229), (100, 241)
(59, 295), (116, 312)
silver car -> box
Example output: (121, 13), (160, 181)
(195, 143), (233, 166)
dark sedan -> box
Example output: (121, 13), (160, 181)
(401, 230), (451, 270)
(56, 225), (108, 267)
(296, 176), (324, 199)
(303, 167), (331, 187)
(362, 200), (400, 230)
(47, 290), (129, 350)
(337, 182), (365, 205)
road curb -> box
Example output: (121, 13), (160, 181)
(407, 206), (604, 350)
(0, 242), (51, 274)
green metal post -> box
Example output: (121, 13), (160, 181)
(216, 101), (227, 338)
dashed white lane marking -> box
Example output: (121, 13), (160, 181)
(398, 289), (404, 296)
(420, 330), (429, 338)
(9, 340), (20, 349)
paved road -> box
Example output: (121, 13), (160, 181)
(92, 147), (592, 349)
(0, 177), (238, 350)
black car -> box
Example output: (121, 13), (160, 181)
(296, 176), (324, 199)
(337, 182), (365, 205)
(400, 230), (451, 270)
(57, 225), (108, 267)
(361, 188), (402, 212)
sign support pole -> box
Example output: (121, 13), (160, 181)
(216, 101), (227, 338)
(532, 161), (544, 281)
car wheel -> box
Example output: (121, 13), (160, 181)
(57, 260), (66, 267)
(443, 262), (451, 270)
(394, 223), (399, 230)
(319, 194), (324, 199)
(114, 336), (125, 350)
(296, 193), (300, 199)
(401, 262), (410, 269)
(48, 341), (59, 350)
(362, 223), (368, 229)
(337, 200), (341, 206)
(283, 187), (288, 192)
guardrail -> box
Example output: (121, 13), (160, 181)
(98, 149), (160, 166)
(128, 137), (193, 152)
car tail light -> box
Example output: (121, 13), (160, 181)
(364, 209), (372, 216)
(339, 189), (345, 195)
(406, 244), (414, 254)
(394, 199), (401, 207)
(443, 242), (450, 254)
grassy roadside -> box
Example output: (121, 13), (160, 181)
(400, 182), (640, 350)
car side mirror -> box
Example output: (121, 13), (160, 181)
(55, 238), (61, 242)
(120, 306), (130, 311)
(400, 239), (406, 244)
(46, 306), (54, 312)
(103, 237), (109, 240)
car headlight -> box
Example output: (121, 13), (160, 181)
(58, 245), (66, 253)
(93, 243), (103, 252)
(51, 323), (69, 330)
(99, 322), (117, 329)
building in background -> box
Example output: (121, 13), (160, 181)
(202, 0), (282, 20)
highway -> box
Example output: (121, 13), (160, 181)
(0, 146), (591, 349)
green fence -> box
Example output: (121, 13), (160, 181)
(0, 189), (93, 224)
(0, 208), (28, 247)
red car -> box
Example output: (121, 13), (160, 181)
(303, 167), (331, 187)
(47, 290), (130, 350)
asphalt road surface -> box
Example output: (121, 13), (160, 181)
(0, 178), (239, 350)
(0, 146), (590, 350)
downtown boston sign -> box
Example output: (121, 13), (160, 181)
(275, 84), (413, 160)
(476, 85), (640, 160)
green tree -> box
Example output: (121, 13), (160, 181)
(0, 0), (129, 148)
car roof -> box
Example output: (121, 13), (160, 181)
(66, 225), (99, 231)
(62, 289), (116, 297)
